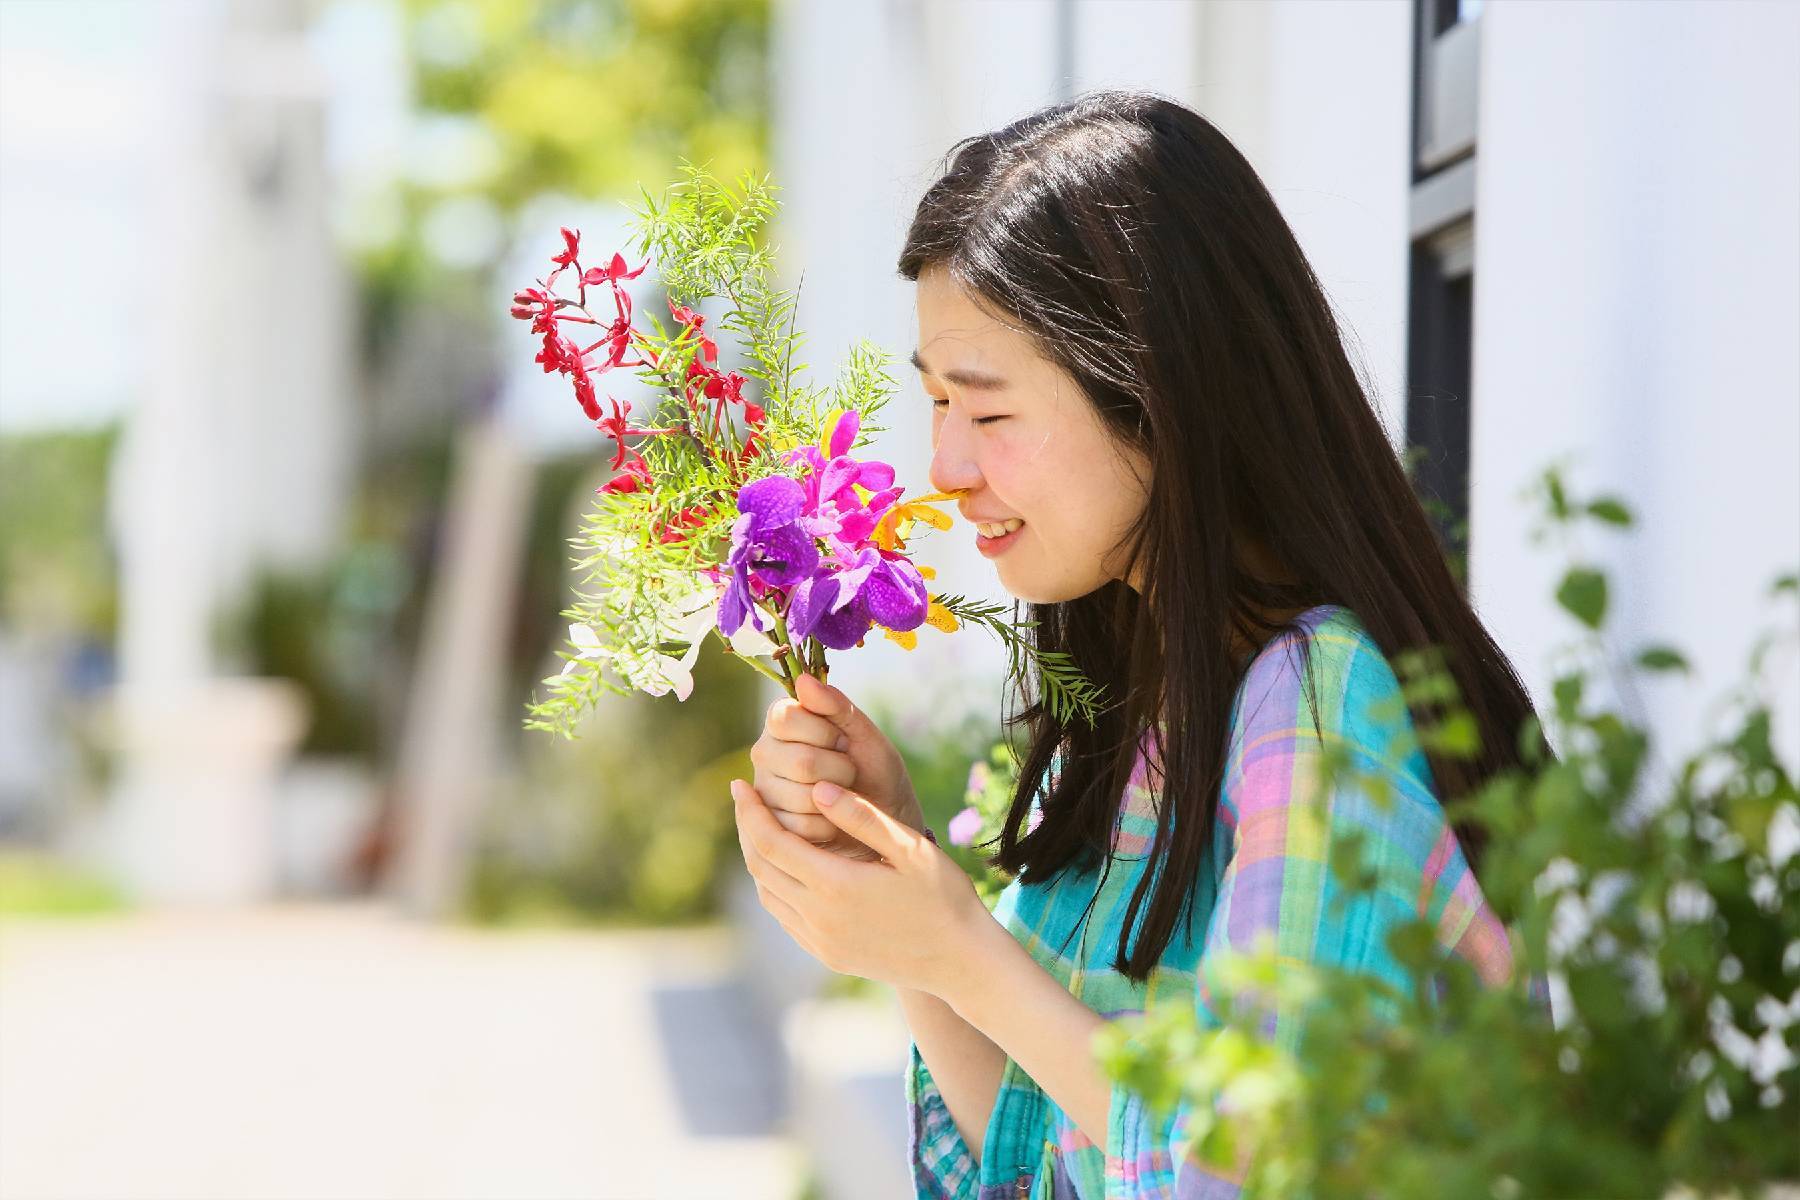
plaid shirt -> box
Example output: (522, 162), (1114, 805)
(905, 603), (1554, 1199)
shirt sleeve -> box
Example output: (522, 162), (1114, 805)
(905, 872), (1030, 1199)
(905, 1040), (980, 1200)
(1103, 636), (1453, 1197)
(905, 751), (1059, 1198)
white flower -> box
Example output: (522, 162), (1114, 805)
(559, 622), (606, 675)
(559, 570), (783, 702)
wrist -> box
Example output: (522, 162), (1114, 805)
(934, 896), (1014, 1016)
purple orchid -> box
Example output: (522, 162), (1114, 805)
(782, 408), (906, 551)
(785, 544), (931, 650)
(716, 474), (821, 637)
(718, 407), (933, 651)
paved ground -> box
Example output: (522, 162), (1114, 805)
(0, 901), (808, 1200)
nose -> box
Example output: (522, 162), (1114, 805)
(927, 420), (983, 498)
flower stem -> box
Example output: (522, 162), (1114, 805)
(737, 650), (793, 696)
(770, 606), (799, 691)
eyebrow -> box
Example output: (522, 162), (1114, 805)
(909, 348), (1010, 392)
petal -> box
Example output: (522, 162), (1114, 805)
(835, 510), (880, 543)
(859, 562), (929, 631)
(947, 806), (984, 846)
(904, 502), (955, 532)
(811, 602), (871, 651)
(924, 600), (960, 634)
(828, 547), (881, 613)
(855, 461), (896, 492)
(728, 622), (780, 658)
(673, 601), (718, 640)
(825, 408), (860, 458)
(657, 654), (696, 701)
(754, 523), (821, 588)
(786, 573), (837, 643)
(818, 455), (862, 504)
(736, 474), (807, 527)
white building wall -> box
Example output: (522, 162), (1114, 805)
(771, 0), (1418, 738)
(1472, 0), (1800, 767)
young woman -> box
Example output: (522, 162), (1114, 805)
(729, 89), (1552, 1199)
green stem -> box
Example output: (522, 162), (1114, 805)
(770, 605), (799, 691)
(735, 644), (794, 695)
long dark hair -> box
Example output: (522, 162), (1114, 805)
(897, 89), (1548, 982)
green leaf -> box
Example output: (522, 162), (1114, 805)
(1420, 711), (1482, 759)
(1634, 645), (1690, 674)
(1544, 467), (1570, 521)
(1556, 567), (1608, 630)
(1585, 497), (1633, 526)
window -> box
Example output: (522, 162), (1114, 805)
(1405, 0), (1481, 586)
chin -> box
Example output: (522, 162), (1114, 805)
(995, 570), (1104, 607)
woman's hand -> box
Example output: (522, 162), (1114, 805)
(730, 774), (989, 997)
(748, 672), (925, 863)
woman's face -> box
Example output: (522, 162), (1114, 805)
(915, 262), (1152, 603)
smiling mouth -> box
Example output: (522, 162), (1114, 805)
(975, 519), (1025, 538)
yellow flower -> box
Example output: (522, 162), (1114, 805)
(871, 487), (968, 553)
(881, 563), (960, 650)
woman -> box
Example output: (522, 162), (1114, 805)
(729, 89), (1552, 1199)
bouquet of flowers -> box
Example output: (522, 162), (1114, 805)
(510, 162), (1105, 738)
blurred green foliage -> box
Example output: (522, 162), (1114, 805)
(1093, 464), (1800, 1197)
(462, 622), (763, 926)
(0, 425), (120, 641)
(359, 0), (770, 314)
(0, 849), (127, 918)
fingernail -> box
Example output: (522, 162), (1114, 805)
(816, 781), (841, 806)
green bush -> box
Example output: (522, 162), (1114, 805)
(462, 626), (762, 927)
(0, 849), (128, 918)
(1085, 463), (1798, 1197)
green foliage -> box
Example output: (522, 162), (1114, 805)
(1402, 443), (1470, 589)
(0, 425), (120, 640)
(214, 554), (400, 761)
(926, 592), (1108, 731)
(360, 0), (771, 300)
(0, 849), (128, 918)
(465, 629), (762, 926)
(1086, 463), (1800, 1197)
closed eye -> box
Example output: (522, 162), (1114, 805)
(930, 398), (1006, 425)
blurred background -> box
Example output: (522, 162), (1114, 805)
(0, 1), (1793, 1198)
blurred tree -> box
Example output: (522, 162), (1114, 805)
(355, 0), (771, 332)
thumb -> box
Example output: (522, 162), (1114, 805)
(813, 780), (922, 861)
(794, 672), (877, 747)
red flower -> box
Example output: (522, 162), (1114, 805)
(657, 503), (711, 545)
(583, 252), (648, 288)
(596, 397), (634, 468)
(551, 227), (581, 268)
(668, 299), (717, 365)
(599, 456), (654, 495)
(535, 330), (578, 374)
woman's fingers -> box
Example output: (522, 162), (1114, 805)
(753, 881), (816, 954)
(768, 808), (839, 844)
(752, 746), (857, 813)
(766, 696), (848, 751)
(735, 810), (809, 902)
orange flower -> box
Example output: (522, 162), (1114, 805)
(869, 487), (969, 553)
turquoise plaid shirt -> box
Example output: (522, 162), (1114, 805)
(904, 603), (1553, 1199)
